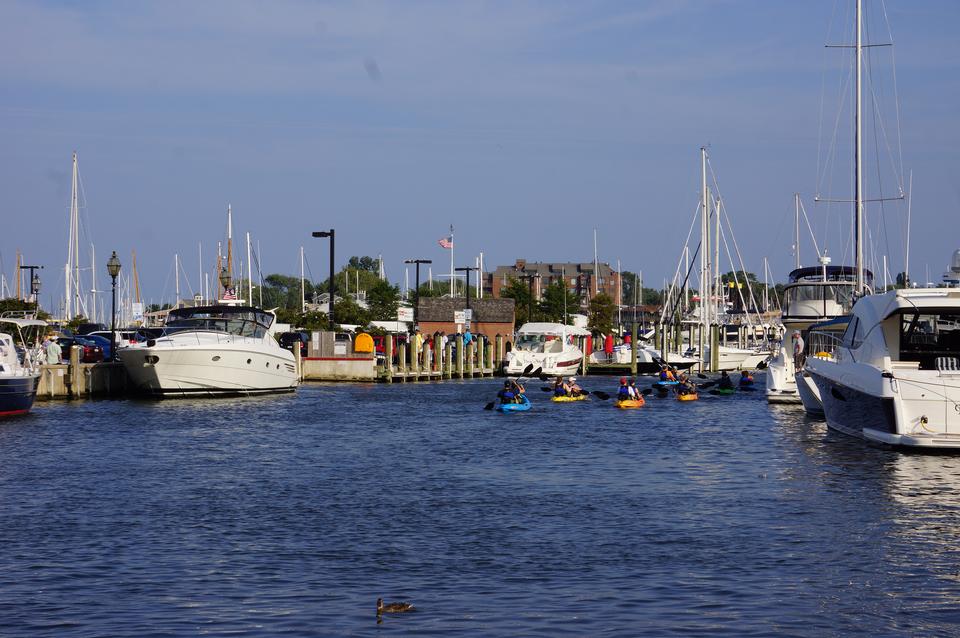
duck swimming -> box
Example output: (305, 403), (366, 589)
(377, 598), (415, 614)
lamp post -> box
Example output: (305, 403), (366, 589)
(218, 268), (232, 300)
(106, 251), (121, 361)
(404, 259), (432, 327)
(311, 229), (335, 328)
(21, 265), (43, 305)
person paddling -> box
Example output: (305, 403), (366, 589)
(553, 376), (570, 397)
(627, 378), (640, 400)
(740, 370), (755, 386)
(718, 370), (734, 390)
(617, 377), (631, 401)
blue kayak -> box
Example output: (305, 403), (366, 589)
(497, 395), (531, 412)
(653, 380), (679, 390)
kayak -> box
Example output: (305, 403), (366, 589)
(677, 392), (699, 402)
(497, 395), (531, 412)
(653, 380), (679, 390)
(552, 394), (587, 402)
(714, 387), (736, 396)
(616, 398), (645, 409)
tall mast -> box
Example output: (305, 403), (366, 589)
(700, 147), (710, 336)
(91, 244), (97, 322)
(854, 0), (865, 294)
(198, 242), (203, 304)
(794, 193), (801, 269)
(226, 204), (234, 282)
(132, 250), (141, 304)
(593, 228), (599, 296)
(300, 246), (305, 312)
(714, 195), (721, 320)
(175, 253), (180, 308)
(66, 152), (79, 319)
(246, 232), (253, 303)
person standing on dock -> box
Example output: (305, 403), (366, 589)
(44, 336), (62, 365)
(791, 330), (804, 372)
(414, 329), (424, 366)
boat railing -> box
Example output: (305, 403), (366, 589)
(807, 329), (844, 359)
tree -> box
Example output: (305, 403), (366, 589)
(588, 292), (616, 334)
(539, 281), (578, 324)
(333, 295), (370, 327)
(347, 255), (381, 272)
(500, 277), (535, 325)
(367, 279), (401, 321)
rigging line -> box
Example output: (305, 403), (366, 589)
(176, 256), (196, 298)
(817, 0), (845, 197)
(864, 38), (895, 280)
(798, 199), (822, 258)
(659, 202), (701, 325)
(880, 0), (906, 190)
(717, 204), (761, 327)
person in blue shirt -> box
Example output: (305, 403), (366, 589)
(617, 377), (631, 399)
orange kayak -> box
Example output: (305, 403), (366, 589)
(616, 398), (645, 409)
(677, 392), (699, 402)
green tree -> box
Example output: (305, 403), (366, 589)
(367, 279), (401, 321)
(539, 281), (578, 324)
(588, 292), (616, 334)
(333, 295), (370, 327)
(500, 277), (536, 325)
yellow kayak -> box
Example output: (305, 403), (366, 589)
(677, 392), (699, 402)
(616, 398), (645, 409)
(552, 394), (588, 402)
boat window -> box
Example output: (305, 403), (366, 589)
(841, 317), (859, 348)
(898, 310), (960, 369)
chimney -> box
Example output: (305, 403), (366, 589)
(515, 259), (526, 271)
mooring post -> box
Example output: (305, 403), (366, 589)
(486, 341), (494, 376)
(444, 341), (453, 379)
(398, 339), (407, 382)
(467, 341), (475, 377)
(631, 322), (638, 376)
(710, 324), (720, 373)
(385, 335), (394, 382)
(456, 334), (464, 379)
(580, 336), (589, 376)
(495, 334), (503, 371)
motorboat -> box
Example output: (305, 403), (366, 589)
(589, 342), (698, 372)
(794, 316), (851, 416)
(766, 264), (863, 405)
(0, 318), (45, 416)
(117, 305), (299, 396)
(806, 288), (960, 448)
(505, 322), (585, 377)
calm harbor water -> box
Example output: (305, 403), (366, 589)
(3, 375), (960, 636)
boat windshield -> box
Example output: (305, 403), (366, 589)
(163, 307), (272, 338)
(515, 334), (567, 353)
(897, 309), (960, 370)
(783, 283), (856, 318)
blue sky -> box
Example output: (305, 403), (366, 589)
(2, 0), (958, 311)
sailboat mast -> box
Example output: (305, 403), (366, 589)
(794, 193), (801, 270)
(175, 253), (180, 308)
(246, 232), (253, 303)
(700, 146), (709, 336)
(300, 246), (305, 312)
(854, 0), (865, 294)
(226, 204), (234, 282)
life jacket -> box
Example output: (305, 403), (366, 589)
(659, 371), (669, 381)
(618, 385), (631, 397)
(554, 386), (567, 396)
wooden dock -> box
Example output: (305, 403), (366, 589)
(378, 333), (501, 382)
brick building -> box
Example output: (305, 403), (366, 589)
(483, 259), (622, 309)
(416, 297), (516, 344)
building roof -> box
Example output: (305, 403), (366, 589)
(417, 297), (516, 323)
(491, 260), (616, 278)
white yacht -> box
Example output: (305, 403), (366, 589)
(589, 342), (698, 372)
(118, 305), (299, 396)
(0, 318), (45, 416)
(805, 288), (960, 448)
(505, 322), (586, 377)
(766, 264), (862, 405)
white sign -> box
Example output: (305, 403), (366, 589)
(132, 302), (144, 322)
(463, 308), (473, 322)
(398, 307), (414, 323)
(454, 311), (465, 325)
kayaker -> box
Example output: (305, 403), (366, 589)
(497, 381), (517, 405)
(718, 371), (734, 390)
(658, 366), (675, 382)
(677, 379), (696, 396)
(553, 376), (570, 397)
(627, 378), (640, 399)
(569, 377), (583, 396)
(617, 377), (631, 400)
(511, 379), (525, 402)
(740, 370), (755, 386)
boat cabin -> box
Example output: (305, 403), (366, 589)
(782, 265), (871, 321)
(162, 305), (275, 339)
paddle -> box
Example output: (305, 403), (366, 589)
(698, 381), (716, 389)
(484, 402), (495, 410)
(697, 373), (709, 379)
(592, 391), (611, 400)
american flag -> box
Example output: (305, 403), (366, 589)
(223, 287), (237, 301)
(438, 235), (453, 249)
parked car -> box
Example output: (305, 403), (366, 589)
(76, 322), (107, 335)
(278, 331), (309, 356)
(372, 334), (409, 364)
(57, 336), (105, 363)
(89, 330), (142, 348)
(83, 334), (112, 360)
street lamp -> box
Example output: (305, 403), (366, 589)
(404, 259), (432, 327)
(21, 265), (42, 305)
(218, 268), (232, 298)
(312, 229), (335, 328)
(454, 266), (479, 310)
(106, 251), (121, 361)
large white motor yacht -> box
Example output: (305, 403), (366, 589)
(505, 322), (586, 377)
(0, 318), (45, 416)
(805, 288), (960, 448)
(118, 305), (299, 396)
(766, 264), (862, 405)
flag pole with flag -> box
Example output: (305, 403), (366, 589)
(438, 225), (454, 297)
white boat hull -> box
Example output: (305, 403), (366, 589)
(765, 344), (801, 404)
(505, 349), (582, 377)
(794, 370), (824, 416)
(119, 339), (298, 396)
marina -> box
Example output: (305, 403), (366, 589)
(3, 0), (960, 634)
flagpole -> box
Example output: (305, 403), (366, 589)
(450, 224), (455, 297)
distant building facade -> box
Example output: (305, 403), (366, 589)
(416, 297), (516, 344)
(484, 259), (622, 308)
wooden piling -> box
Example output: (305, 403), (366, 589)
(385, 334), (394, 382)
(456, 334), (464, 379)
(630, 322), (638, 376)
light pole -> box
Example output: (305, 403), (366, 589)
(218, 267), (232, 300)
(404, 259), (432, 327)
(454, 266), (479, 311)
(312, 229), (335, 328)
(106, 251), (121, 361)
(21, 265), (42, 305)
